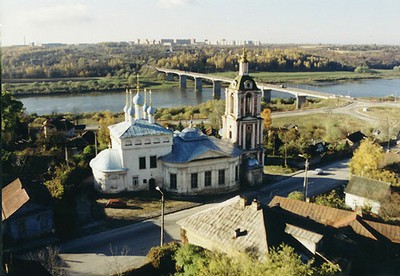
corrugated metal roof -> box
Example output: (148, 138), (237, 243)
(178, 196), (268, 259)
(269, 196), (400, 243)
(345, 175), (391, 201)
(2, 178), (30, 221)
(109, 120), (172, 139)
(161, 129), (241, 163)
(89, 149), (127, 172)
(285, 224), (323, 243)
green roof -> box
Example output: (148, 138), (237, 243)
(345, 175), (391, 201)
(229, 75), (258, 91)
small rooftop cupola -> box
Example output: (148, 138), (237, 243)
(147, 90), (156, 124)
(132, 74), (144, 120)
(143, 89), (148, 120)
(239, 48), (249, 76)
(123, 88), (130, 122)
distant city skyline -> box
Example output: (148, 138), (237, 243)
(1, 0), (400, 46)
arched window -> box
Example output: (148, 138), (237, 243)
(230, 93), (234, 114)
(245, 93), (253, 115)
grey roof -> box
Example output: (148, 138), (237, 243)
(89, 149), (127, 172)
(229, 75), (259, 91)
(177, 196), (269, 259)
(109, 120), (172, 139)
(345, 175), (391, 201)
(161, 128), (241, 163)
(133, 92), (144, 105)
(285, 224), (323, 244)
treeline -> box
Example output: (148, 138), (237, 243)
(3, 43), (400, 80)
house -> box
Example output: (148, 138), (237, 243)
(90, 52), (264, 194)
(344, 175), (391, 214)
(346, 131), (366, 148)
(2, 179), (55, 245)
(43, 116), (75, 138)
(178, 195), (400, 273)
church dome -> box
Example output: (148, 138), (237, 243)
(133, 92), (144, 106)
(179, 127), (206, 141)
(246, 156), (260, 168)
(147, 105), (156, 115)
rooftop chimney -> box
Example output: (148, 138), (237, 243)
(252, 199), (261, 211)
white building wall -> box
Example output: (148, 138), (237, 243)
(121, 134), (172, 191)
(345, 193), (381, 214)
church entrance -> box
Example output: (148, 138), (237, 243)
(149, 178), (156, 190)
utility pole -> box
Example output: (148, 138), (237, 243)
(155, 186), (165, 246)
(303, 158), (309, 200)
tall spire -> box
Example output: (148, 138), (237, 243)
(136, 74), (140, 94)
(239, 48), (249, 76)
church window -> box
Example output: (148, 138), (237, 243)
(150, 156), (157, 168)
(245, 93), (253, 115)
(143, 179), (147, 184)
(170, 173), (177, 190)
(135, 140), (142, 145)
(246, 131), (252, 149)
(229, 131), (232, 139)
(191, 173), (198, 189)
(235, 166), (239, 181)
(244, 80), (253, 89)
(154, 138), (160, 144)
(230, 93), (234, 114)
(205, 171), (212, 187)
(139, 157), (146, 169)
(144, 139), (151, 145)
(125, 140), (132, 146)
(218, 169), (225, 185)
(163, 138), (170, 143)
(132, 176), (139, 187)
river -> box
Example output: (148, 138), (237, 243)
(20, 78), (400, 115)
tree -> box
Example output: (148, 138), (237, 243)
(261, 108), (272, 129)
(1, 91), (24, 146)
(379, 193), (400, 223)
(97, 111), (115, 147)
(349, 139), (398, 185)
(288, 191), (305, 201)
(314, 190), (347, 209)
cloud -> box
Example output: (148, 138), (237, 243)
(18, 3), (92, 25)
(157, 0), (198, 8)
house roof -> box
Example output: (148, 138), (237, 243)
(345, 175), (391, 201)
(44, 117), (75, 131)
(2, 179), (30, 221)
(109, 120), (172, 139)
(177, 196), (269, 259)
(161, 128), (241, 163)
(89, 149), (128, 173)
(269, 196), (400, 243)
(346, 131), (366, 144)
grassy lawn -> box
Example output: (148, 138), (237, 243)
(271, 113), (367, 131)
(214, 69), (400, 84)
(264, 165), (297, 175)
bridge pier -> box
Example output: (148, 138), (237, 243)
(212, 80), (221, 99)
(195, 77), (202, 92)
(179, 75), (187, 89)
(166, 73), (174, 81)
(296, 95), (307, 109)
(262, 89), (272, 103)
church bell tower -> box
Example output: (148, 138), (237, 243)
(222, 50), (264, 168)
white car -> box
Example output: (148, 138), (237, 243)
(314, 168), (324, 175)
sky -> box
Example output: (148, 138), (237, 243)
(1, 0), (399, 46)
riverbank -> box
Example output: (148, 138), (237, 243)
(4, 69), (400, 97)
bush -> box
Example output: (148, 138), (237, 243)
(146, 242), (180, 274)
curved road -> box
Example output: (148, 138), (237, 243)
(59, 158), (350, 275)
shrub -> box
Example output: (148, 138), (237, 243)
(146, 242), (180, 274)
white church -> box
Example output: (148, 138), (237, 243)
(89, 52), (264, 195)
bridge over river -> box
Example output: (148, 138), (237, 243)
(155, 67), (336, 109)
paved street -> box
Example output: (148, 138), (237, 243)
(59, 158), (349, 275)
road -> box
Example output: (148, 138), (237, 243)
(59, 158), (350, 275)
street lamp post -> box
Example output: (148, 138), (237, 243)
(303, 158), (309, 200)
(155, 186), (165, 246)
(299, 154), (309, 201)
